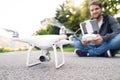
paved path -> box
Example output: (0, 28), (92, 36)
(0, 51), (120, 80)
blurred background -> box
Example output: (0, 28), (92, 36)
(0, 0), (120, 52)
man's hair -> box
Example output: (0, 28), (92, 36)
(88, 0), (103, 8)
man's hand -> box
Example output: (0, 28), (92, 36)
(91, 34), (103, 44)
(81, 40), (91, 45)
(81, 34), (103, 45)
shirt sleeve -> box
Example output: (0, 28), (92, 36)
(102, 16), (120, 42)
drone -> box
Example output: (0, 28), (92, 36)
(4, 19), (74, 69)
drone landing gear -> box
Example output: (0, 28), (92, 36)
(26, 44), (65, 69)
(52, 44), (65, 69)
(26, 45), (41, 67)
(26, 45), (51, 67)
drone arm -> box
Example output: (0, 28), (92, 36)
(3, 28), (19, 38)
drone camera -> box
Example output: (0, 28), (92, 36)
(39, 55), (50, 62)
(39, 56), (46, 62)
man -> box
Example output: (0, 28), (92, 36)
(71, 0), (120, 57)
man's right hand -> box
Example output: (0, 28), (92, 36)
(81, 40), (91, 45)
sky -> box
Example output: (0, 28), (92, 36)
(0, 0), (84, 37)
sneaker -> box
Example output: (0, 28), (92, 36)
(102, 50), (112, 57)
(110, 50), (117, 57)
(69, 35), (74, 41)
(74, 49), (88, 57)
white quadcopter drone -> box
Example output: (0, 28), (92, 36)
(4, 19), (74, 69)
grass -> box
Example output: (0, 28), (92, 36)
(0, 46), (75, 53)
(63, 47), (75, 52)
(54, 46), (75, 52)
(1, 47), (120, 54)
(0, 48), (27, 53)
(118, 50), (120, 54)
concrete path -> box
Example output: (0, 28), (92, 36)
(0, 51), (120, 80)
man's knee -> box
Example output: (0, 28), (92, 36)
(108, 34), (120, 49)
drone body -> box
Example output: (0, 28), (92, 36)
(13, 35), (67, 49)
(13, 34), (73, 68)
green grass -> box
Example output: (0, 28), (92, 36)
(63, 47), (75, 52)
(0, 46), (75, 53)
(0, 48), (27, 53)
(118, 50), (120, 54)
(54, 46), (75, 52)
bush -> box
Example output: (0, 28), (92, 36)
(0, 48), (4, 53)
(0, 48), (14, 53)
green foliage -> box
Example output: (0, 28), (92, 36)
(117, 17), (120, 23)
(0, 48), (4, 53)
(0, 48), (14, 53)
(80, 0), (91, 20)
(53, 46), (75, 52)
(101, 0), (120, 16)
(55, 0), (82, 32)
(118, 50), (120, 54)
(62, 46), (75, 52)
(35, 25), (59, 35)
(35, 0), (120, 35)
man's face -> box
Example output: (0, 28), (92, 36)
(89, 5), (102, 19)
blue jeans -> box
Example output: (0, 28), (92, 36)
(72, 33), (120, 56)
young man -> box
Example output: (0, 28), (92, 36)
(72, 0), (120, 57)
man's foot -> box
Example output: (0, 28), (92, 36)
(102, 50), (112, 57)
(69, 35), (75, 41)
(110, 50), (117, 57)
(74, 49), (88, 57)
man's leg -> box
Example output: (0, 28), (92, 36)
(71, 33), (120, 57)
(108, 33), (120, 56)
(72, 33), (120, 57)
(108, 33), (120, 49)
(71, 38), (95, 52)
(88, 33), (120, 56)
(72, 37), (109, 56)
(72, 38), (99, 57)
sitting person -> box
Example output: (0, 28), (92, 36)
(71, 0), (120, 57)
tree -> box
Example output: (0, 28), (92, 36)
(55, 0), (82, 32)
(101, 0), (120, 16)
(35, 24), (59, 35)
(101, 0), (120, 23)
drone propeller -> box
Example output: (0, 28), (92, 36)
(41, 18), (74, 34)
(3, 28), (19, 38)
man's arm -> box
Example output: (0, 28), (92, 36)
(102, 15), (120, 42)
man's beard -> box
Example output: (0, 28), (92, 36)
(91, 14), (102, 20)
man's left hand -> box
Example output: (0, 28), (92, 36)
(90, 34), (103, 44)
